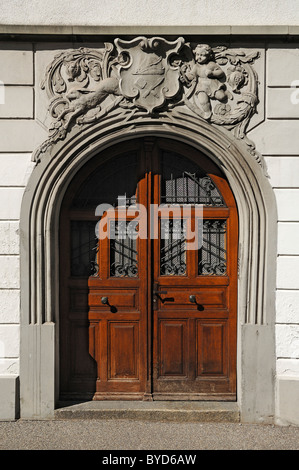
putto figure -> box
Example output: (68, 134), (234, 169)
(182, 44), (231, 119)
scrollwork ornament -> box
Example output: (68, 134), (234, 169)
(35, 37), (264, 172)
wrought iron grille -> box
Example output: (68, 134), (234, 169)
(71, 220), (98, 277)
(110, 220), (138, 277)
(198, 220), (227, 275)
(161, 151), (225, 206)
(160, 219), (187, 276)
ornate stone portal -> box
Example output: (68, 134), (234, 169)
(37, 36), (262, 166)
(20, 35), (277, 422)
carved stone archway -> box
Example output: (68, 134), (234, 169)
(19, 37), (277, 422)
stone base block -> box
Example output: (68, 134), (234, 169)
(0, 375), (19, 420)
(276, 377), (299, 426)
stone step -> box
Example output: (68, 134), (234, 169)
(54, 401), (240, 423)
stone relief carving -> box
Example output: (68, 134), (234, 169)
(36, 37), (262, 167)
(115, 36), (185, 114)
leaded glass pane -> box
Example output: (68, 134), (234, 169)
(110, 221), (138, 277)
(72, 153), (138, 210)
(71, 220), (98, 276)
(160, 219), (187, 276)
(161, 151), (225, 206)
(198, 220), (227, 275)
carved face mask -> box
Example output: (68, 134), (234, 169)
(195, 50), (209, 63)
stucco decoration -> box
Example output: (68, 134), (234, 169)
(36, 37), (262, 167)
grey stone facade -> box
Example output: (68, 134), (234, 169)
(0, 24), (298, 425)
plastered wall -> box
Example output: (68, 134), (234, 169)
(0, 0), (299, 26)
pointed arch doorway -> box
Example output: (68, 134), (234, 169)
(59, 137), (238, 402)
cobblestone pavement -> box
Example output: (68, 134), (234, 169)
(0, 419), (298, 450)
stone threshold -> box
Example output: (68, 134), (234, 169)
(54, 400), (240, 423)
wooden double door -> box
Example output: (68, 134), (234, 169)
(59, 138), (238, 401)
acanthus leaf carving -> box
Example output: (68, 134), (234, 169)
(35, 37), (263, 171)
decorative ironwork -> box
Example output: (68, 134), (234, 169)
(161, 152), (225, 206)
(198, 220), (227, 275)
(71, 220), (98, 277)
(110, 221), (138, 277)
(160, 219), (187, 276)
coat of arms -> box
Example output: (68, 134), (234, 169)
(115, 36), (185, 113)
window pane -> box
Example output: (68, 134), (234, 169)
(71, 220), (98, 277)
(110, 221), (138, 277)
(161, 151), (225, 206)
(72, 153), (138, 210)
(198, 220), (227, 275)
(160, 219), (187, 276)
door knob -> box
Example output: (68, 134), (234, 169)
(101, 296), (117, 313)
(189, 294), (204, 311)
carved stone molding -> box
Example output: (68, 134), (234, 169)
(36, 36), (262, 168)
(20, 116), (277, 421)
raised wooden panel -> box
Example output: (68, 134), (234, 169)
(159, 320), (188, 377)
(159, 287), (227, 309)
(108, 322), (139, 380)
(89, 289), (138, 311)
(197, 321), (227, 376)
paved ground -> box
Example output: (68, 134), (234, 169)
(0, 419), (299, 450)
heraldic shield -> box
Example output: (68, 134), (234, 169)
(115, 36), (185, 113)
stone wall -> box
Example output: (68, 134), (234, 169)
(0, 47), (31, 368)
(0, 44), (36, 418)
(249, 46), (299, 425)
(1, 0), (299, 26)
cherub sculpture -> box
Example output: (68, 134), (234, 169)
(182, 44), (231, 119)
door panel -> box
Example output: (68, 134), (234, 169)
(89, 289), (139, 310)
(87, 167), (149, 398)
(108, 322), (139, 379)
(59, 141), (145, 400)
(60, 137), (237, 401)
(151, 139), (237, 400)
(159, 288), (227, 309)
(159, 320), (188, 377)
(197, 321), (227, 375)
